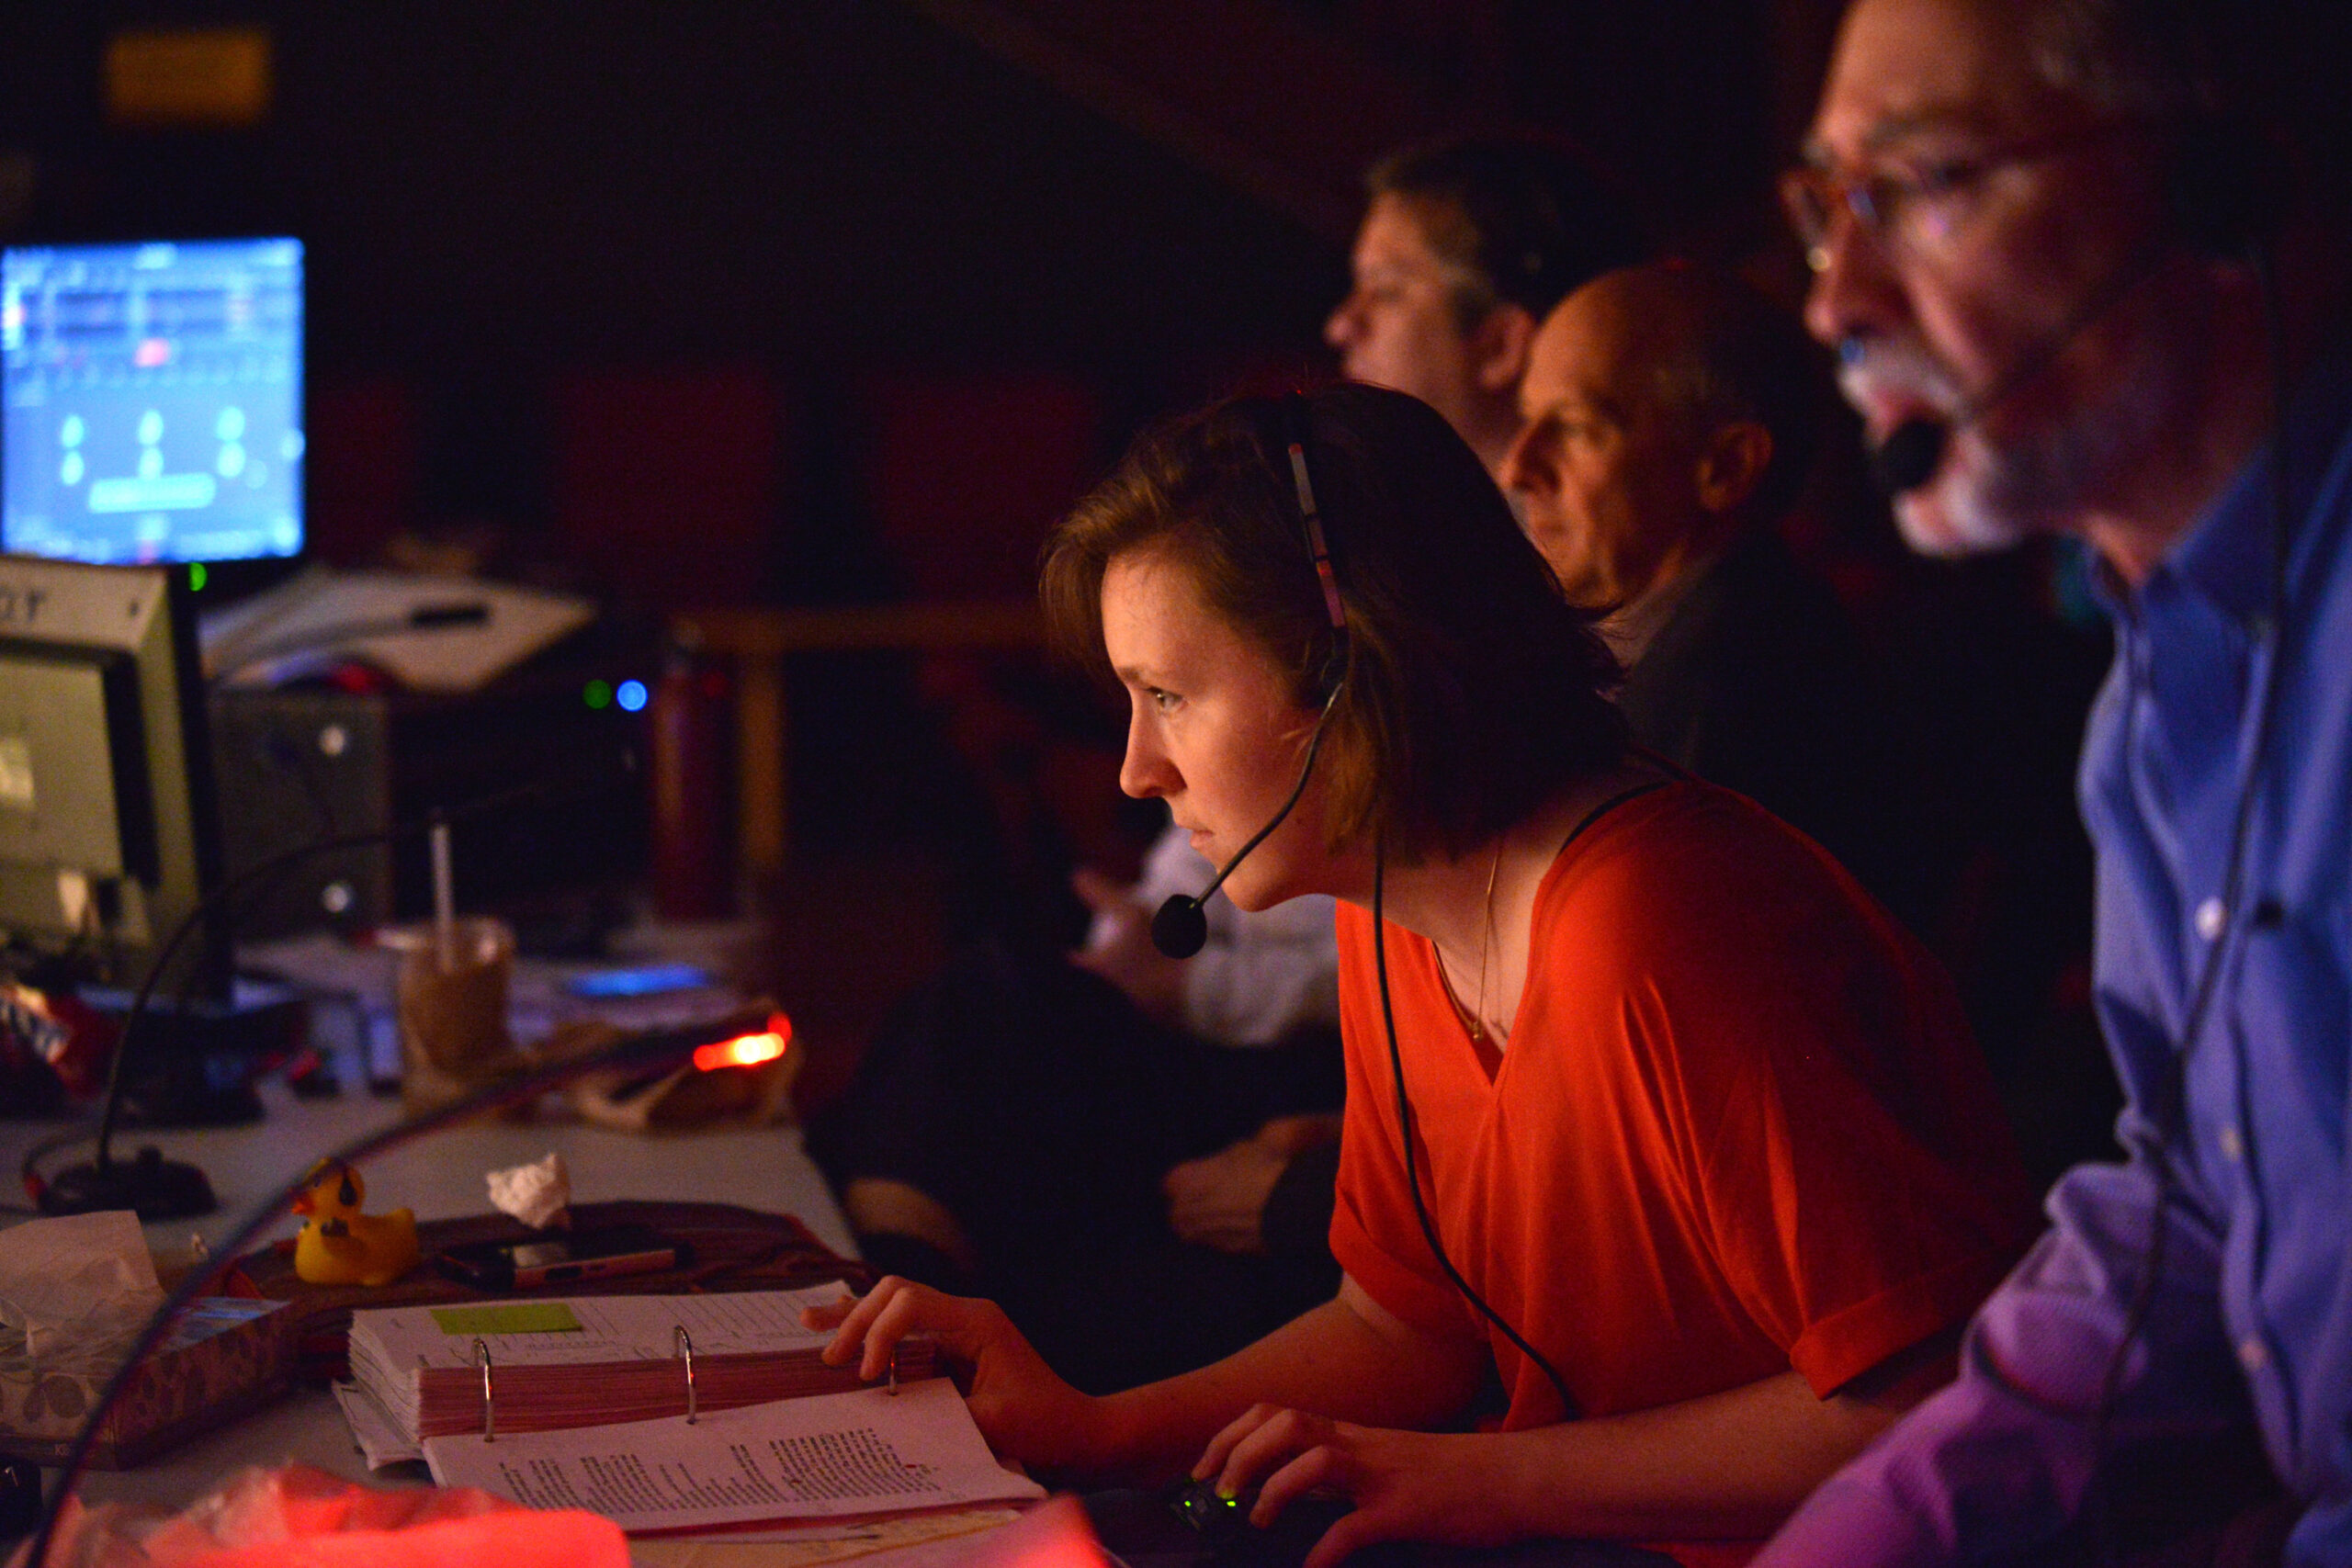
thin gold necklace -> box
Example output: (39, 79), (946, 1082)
(1467, 838), (1502, 1043)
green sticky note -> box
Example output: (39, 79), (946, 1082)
(429, 1302), (584, 1336)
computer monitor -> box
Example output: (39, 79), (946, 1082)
(1, 237), (303, 592)
(0, 554), (225, 1000)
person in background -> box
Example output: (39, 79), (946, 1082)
(1327, 133), (1645, 479)
(1758, 0), (2352, 1560)
(1499, 261), (1914, 924)
(813, 385), (2037, 1566)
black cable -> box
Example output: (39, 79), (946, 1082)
(1371, 835), (1580, 1421)
(36, 761), (634, 1203)
(2086, 242), (2295, 1564)
(19, 1004), (776, 1568)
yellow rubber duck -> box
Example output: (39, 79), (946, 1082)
(290, 1158), (420, 1287)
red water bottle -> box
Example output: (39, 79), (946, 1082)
(650, 642), (734, 919)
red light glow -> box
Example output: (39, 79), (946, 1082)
(692, 1012), (791, 1073)
(135, 338), (173, 367)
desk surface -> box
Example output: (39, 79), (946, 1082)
(3, 1075), (856, 1515)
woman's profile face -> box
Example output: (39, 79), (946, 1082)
(1102, 547), (1335, 909)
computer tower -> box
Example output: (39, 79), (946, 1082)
(210, 673), (646, 939)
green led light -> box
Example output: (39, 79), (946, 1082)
(189, 562), (209, 592)
(582, 679), (614, 710)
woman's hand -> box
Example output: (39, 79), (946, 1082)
(801, 1278), (1103, 1473)
(1193, 1404), (1528, 1568)
(1164, 1114), (1340, 1254)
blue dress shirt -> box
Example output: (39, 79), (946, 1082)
(1759, 351), (2352, 1564)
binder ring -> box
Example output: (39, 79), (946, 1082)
(674, 1325), (697, 1424)
(474, 1337), (496, 1442)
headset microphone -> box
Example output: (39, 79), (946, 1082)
(1150, 687), (1341, 959)
(1154, 400), (1351, 962)
(1869, 415), (1951, 495)
(1864, 233), (2173, 496)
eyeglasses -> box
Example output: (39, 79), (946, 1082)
(1780, 125), (2123, 274)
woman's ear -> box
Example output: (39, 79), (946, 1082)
(1693, 419), (1772, 516)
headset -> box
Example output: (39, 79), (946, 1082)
(1150, 393), (1582, 1419)
(1148, 399), (1350, 964)
(1868, 111), (2287, 496)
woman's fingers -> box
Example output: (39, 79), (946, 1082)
(1193, 1402), (1286, 1483)
(798, 1291), (857, 1331)
(811, 1276), (940, 1379)
(1251, 1438), (1347, 1522)
(1221, 1407), (1334, 1499)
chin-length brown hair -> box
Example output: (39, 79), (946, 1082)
(1042, 384), (1625, 865)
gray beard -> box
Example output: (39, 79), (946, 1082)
(1853, 298), (2205, 558)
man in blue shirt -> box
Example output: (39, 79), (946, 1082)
(1761, 0), (2352, 1561)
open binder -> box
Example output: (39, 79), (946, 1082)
(344, 1288), (938, 1445)
(339, 1288), (1039, 1536)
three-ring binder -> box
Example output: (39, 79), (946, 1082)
(471, 1314), (910, 1438)
(474, 1337), (495, 1442)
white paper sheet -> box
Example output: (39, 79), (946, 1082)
(202, 564), (594, 693)
(424, 1379), (1042, 1534)
(332, 1379), (422, 1468)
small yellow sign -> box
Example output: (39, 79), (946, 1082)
(105, 28), (273, 129)
(429, 1302), (586, 1337)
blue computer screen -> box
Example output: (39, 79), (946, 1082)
(1, 237), (303, 566)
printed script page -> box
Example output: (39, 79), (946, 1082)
(422, 1378), (1043, 1533)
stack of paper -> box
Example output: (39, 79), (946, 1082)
(424, 1380), (1044, 1535)
(345, 1289), (936, 1447)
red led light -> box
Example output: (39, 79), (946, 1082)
(692, 1011), (792, 1072)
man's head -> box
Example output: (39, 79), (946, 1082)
(1793, 0), (2336, 572)
(1326, 135), (1644, 477)
(1501, 264), (1822, 612)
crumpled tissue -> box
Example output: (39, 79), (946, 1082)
(0, 1211), (164, 1365)
(484, 1152), (570, 1230)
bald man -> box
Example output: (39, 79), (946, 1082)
(1501, 264), (1911, 921)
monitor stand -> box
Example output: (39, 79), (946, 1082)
(36, 978), (306, 1219)
(38, 1144), (217, 1220)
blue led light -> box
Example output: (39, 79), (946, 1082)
(616, 679), (649, 713)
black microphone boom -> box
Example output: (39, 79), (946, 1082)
(1862, 233), (2172, 496)
(1150, 896), (1212, 962)
(1150, 686), (1343, 960)
(1870, 417), (1950, 496)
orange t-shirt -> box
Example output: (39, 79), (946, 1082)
(1330, 784), (2035, 1520)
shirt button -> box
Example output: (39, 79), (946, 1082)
(2239, 1336), (2268, 1372)
(2196, 898), (2228, 941)
(2218, 1124), (2244, 1161)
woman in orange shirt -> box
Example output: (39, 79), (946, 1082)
(810, 385), (2035, 1565)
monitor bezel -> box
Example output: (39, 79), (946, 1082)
(0, 232), (310, 605)
(0, 554), (228, 1000)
